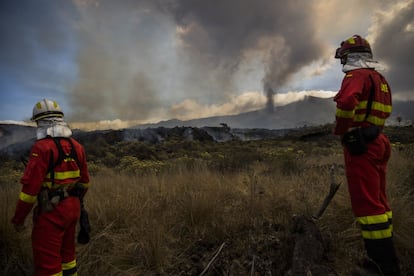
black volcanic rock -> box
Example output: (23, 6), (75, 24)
(0, 124), (36, 150)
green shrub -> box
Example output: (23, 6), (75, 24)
(118, 156), (166, 175)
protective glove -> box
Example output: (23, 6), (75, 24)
(77, 206), (90, 244)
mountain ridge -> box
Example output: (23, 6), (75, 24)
(133, 95), (336, 129)
(1, 96), (413, 159)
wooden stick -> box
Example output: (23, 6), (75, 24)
(250, 255), (255, 276)
(312, 164), (341, 220)
(199, 242), (226, 276)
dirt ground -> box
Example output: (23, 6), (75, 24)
(164, 215), (339, 275)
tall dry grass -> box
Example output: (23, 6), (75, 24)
(1, 145), (414, 275)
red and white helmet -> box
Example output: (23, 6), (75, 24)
(335, 35), (372, 64)
(31, 99), (64, 121)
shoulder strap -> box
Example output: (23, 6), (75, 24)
(51, 137), (80, 165)
(48, 137), (80, 186)
(364, 74), (376, 121)
(48, 149), (56, 186)
(66, 137), (80, 165)
(52, 138), (65, 165)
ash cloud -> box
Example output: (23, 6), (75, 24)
(67, 0), (327, 120)
(3, 0), (413, 123)
(69, 0), (168, 121)
(371, 0), (414, 97)
(165, 0), (325, 108)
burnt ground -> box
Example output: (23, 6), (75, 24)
(164, 215), (339, 275)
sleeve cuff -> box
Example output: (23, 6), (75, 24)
(11, 200), (34, 225)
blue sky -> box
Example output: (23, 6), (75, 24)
(1, 0), (413, 126)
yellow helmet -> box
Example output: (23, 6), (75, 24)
(31, 99), (64, 121)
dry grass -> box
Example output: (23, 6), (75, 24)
(1, 144), (414, 275)
(0, 182), (33, 275)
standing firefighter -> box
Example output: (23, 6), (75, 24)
(333, 35), (400, 275)
(11, 99), (90, 276)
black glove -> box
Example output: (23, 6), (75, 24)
(77, 206), (91, 244)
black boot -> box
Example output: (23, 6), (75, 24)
(364, 238), (401, 276)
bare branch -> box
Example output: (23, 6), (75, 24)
(312, 164), (341, 220)
(199, 242), (226, 276)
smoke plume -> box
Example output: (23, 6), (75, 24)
(3, 0), (413, 123)
(66, 0), (327, 120)
(165, 0), (325, 112)
(370, 0), (414, 98)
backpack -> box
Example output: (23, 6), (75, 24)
(46, 137), (91, 243)
(48, 137), (80, 187)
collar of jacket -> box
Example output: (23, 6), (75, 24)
(342, 52), (378, 73)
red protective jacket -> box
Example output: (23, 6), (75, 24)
(334, 68), (392, 134)
(12, 137), (90, 225)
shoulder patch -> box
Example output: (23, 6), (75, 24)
(381, 83), (389, 93)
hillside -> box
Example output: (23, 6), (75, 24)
(135, 96), (336, 129)
(1, 124), (413, 275)
(1, 94), (413, 161)
(0, 95), (349, 161)
(0, 123), (36, 150)
(134, 98), (414, 129)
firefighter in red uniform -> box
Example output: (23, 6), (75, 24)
(11, 99), (90, 276)
(334, 35), (400, 275)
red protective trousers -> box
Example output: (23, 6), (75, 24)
(32, 196), (80, 276)
(344, 133), (391, 217)
(344, 134), (401, 275)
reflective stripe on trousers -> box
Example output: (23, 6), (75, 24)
(357, 211), (393, 239)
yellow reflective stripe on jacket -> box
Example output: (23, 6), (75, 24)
(358, 213), (392, 239)
(356, 100), (368, 109)
(336, 108), (354, 118)
(366, 115), (386, 125)
(354, 114), (386, 125)
(355, 100), (392, 113)
(78, 182), (90, 188)
(46, 169), (81, 180)
(337, 99), (391, 125)
(51, 271), (62, 276)
(19, 192), (37, 204)
(371, 101), (392, 113)
(42, 181), (53, 189)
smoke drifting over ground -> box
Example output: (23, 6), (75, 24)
(1, 0), (413, 122)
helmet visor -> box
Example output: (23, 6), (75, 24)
(335, 47), (341, 59)
(31, 111), (64, 121)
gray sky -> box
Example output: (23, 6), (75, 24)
(1, 0), (413, 126)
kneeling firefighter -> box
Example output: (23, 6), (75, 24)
(333, 35), (400, 275)
(11, 99), (90, 276)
